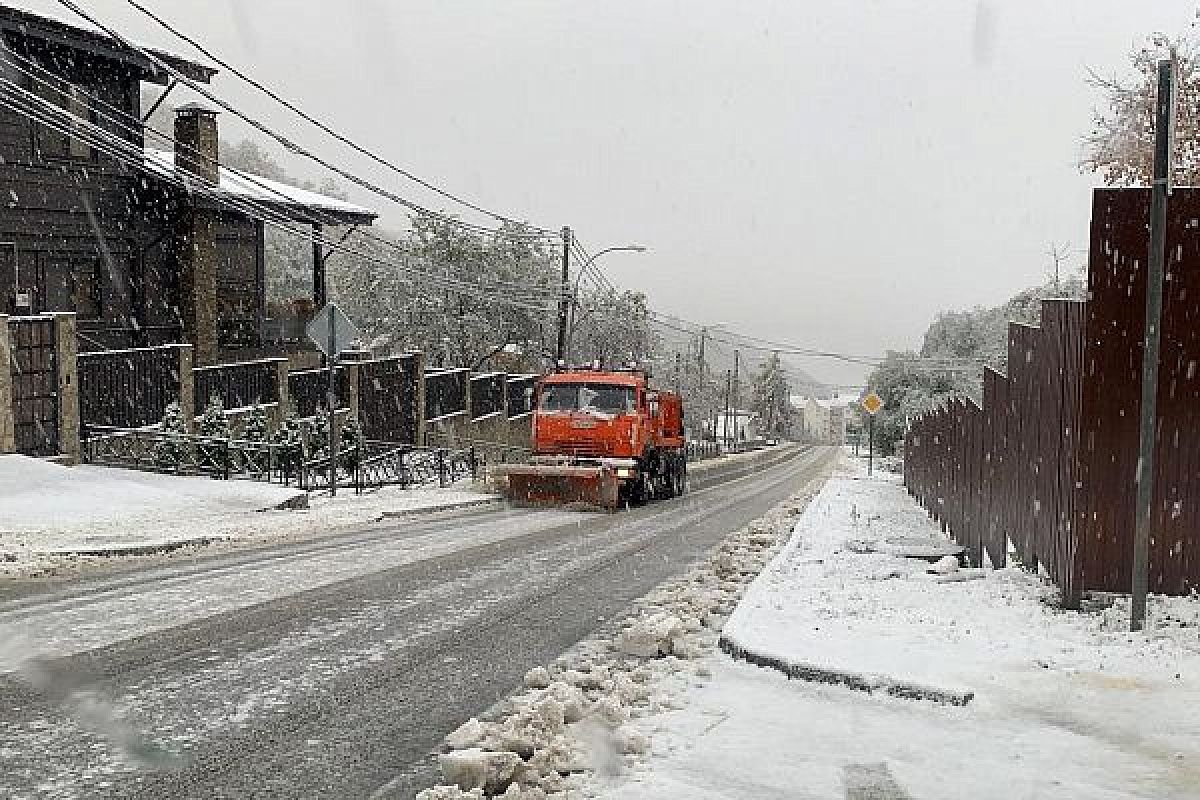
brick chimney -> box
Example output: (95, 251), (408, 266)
(173, 103), (220, 365)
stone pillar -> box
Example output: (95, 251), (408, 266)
(176, 343), (196, 433)
(174, 104), (220, 366)
(414, 351), (427, 446)
(272, 357), (291, 428)
(51, 312), (79, 463)
(0, 315), (13, 454)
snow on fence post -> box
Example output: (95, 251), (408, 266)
(50, 312), (79, 463)
(0, 315), (13, 453)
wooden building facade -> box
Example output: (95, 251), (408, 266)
(0, 5), (376, 364)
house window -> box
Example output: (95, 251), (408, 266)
(32, 76), (94, 162)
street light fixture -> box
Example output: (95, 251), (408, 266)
(565, 244), (649, 362)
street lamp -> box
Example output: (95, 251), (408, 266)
(565, 244), (648, 363)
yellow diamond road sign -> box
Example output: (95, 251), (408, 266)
(861, 391), (883, 416)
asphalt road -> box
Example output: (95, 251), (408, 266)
(0, 445), (837, 800)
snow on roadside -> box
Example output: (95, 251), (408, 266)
(414, 478), (828, 799)
(594, 453), (1200, 800)
(0, 454), (492, 579)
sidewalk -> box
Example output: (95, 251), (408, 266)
(599, 455), (1200, 800)
(0, 455), (494, 579)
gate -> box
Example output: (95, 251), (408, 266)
(9, 316), (58, 456)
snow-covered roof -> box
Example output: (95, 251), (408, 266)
(0, 2), (217, 83)
(144, 148), (378, 226)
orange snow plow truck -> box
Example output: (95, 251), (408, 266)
(500, 367), (687, 510)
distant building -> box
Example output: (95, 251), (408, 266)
(713, 408), (760, 444)
(795, 391), (852, 445)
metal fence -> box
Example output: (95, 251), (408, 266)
(194, 358), (281, 412)
(506, 375), (537, 418)
(358, 355), (419, 443)
(907, 191), (1200, 601)
(79, 345), (181, 429)
(905, 300), (1085, 601)
(425, 368), (468, 421)
(289, 365), (350, 418)
(470, 372), (506, 419)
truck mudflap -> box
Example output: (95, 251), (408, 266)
(499, 464), (622, 511)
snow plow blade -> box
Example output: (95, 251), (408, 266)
(500, 465), (621, 511)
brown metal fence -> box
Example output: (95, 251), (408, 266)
(193, 358), (281, 413)
(79, 345), (181, 429)
(906, 300), (1088, 603)
(357, 355), (419, 443)
(906, 187), (1200, 601)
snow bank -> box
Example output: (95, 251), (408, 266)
(0, 455), (494, 579)
(416, 477), (825, 799)
(593, 452), (1200, 800)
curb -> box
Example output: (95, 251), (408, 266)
(717, 633), (974, 707)
(377, 496), (502, 519)
(37, 536), (231, 559)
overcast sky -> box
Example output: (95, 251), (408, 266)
(19, 0), (1200, 384)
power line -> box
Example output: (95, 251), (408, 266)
(121, 0), (555, 235)
(0, 79), (561, 313)
(52, 0), (557, 243)
(0, 47), (563, 304)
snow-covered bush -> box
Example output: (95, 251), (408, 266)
(242, 404), (271, 443)
(153, 401), (191, 470)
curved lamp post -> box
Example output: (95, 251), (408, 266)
(566, 244), (647, 362)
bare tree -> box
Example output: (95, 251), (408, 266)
(1081, 35), (1200, 186)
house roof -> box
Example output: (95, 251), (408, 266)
(0, 2), (217, 83)
(144, 148), (379, 227)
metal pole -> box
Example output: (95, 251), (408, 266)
(327, 312), (338, 497)
(733, 350), (740, 448)
(1132, 58), (1175, 632)
(868, 414), (874, 477)
(555, 226), (571, 367)
(720, 371), (729, 453)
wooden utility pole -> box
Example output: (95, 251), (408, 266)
(1132, 58), (1175, 632)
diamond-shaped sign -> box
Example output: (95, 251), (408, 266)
(306, 302), (361, 359)
(861, 391), (884, 416)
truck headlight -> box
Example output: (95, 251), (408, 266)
(616, 468), (634, 478)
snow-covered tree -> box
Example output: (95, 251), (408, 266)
(271, 406), (306, 480)
(339, 415), (364, 471)
(153, 401), (191, 469)
(751, 353), (792, 438)
(1081, 35), (1200, 186)
(242, 405), (271, 443)
(198, 396), (231, 439)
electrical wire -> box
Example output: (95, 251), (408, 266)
(0, 49), (563, 303)
(52, 0), (557, 243)
(121, 0), (555, 235)
(0, 80), (562, 313)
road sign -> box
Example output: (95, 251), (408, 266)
(306, 302), (360, 359)
(861, 391), (884, 416)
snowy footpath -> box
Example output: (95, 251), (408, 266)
(0, 455), (492, 579)
(416, 452), (1200, 800)
(601, 456), (1200, 800)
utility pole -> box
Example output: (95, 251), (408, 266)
(555, 226), (571, 368)
(1132, 58), (1175, 632)
(723, 369), (732, 451)
(732, 350), (740, 446)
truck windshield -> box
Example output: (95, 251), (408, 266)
(539, 383), (636, 413)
